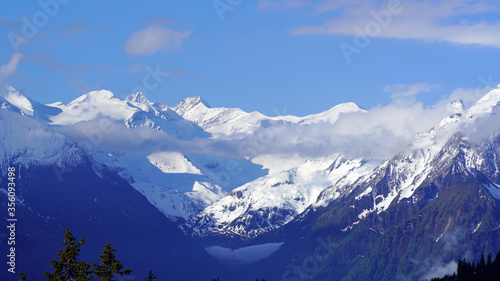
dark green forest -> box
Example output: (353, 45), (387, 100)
(20, 227), (500, 281)
(18, 227), (267, 281)
(428, 250), (500, 281)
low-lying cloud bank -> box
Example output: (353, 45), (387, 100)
(205, 242), (284, 264)
(53, 86), (494, 162)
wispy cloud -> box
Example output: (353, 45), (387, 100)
(256, 0), (359, 13)
(127, 63), (146, 74)
(385, 83), (441, 99)
(287, 0), (500, 48)
(257, 0), (309, 12)
(32, 53), (113, 93)
(0, 53), (22, 87)
(414, 227), (472, 280)
(195, 96), (460, 160)
(124, 26), (193, 56)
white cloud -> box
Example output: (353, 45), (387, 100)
(0, 53), (22, 86)
(209, 97), (456, 160)
(206, 243), (284, 264)
(420, 261), (457, 280)
(53, 85), (493, 162)
(288, 0), (500, 48)
(415, 228), (472, 281)
(385, 83), (441, 99)
(124, 26), (192, 56)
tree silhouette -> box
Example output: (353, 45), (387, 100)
(91, 243), (132, 281)
(430, 250), (500, 281)
(18, 272), (28, 281)
(43, 227), (92, 281)
(144, 270), (157, 281)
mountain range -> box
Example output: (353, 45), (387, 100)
(1, 85), (500, 280)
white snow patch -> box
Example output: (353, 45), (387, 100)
(147, 151), (202, 175)
(341, 220), (360, 232)
(472, 221), (483, 233)
(356, 186), (372, 200)
(435, 232), (444, 243)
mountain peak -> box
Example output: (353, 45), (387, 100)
(298, 102), (363, 125)
(329, 102), (364, 113)
(1, 86), (34, 115)
(476, 84), (500, 105)
(174, 96), (211, 116)
(181, 96), (211, 108)
(448, 99), (464, 113)
(87, 90), (115, 99)
(467, 86), (500, 118)
(126, 91), (151, 105)
(69, 90), (116, 106)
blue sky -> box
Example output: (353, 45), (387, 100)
(1, 0), (500, 116)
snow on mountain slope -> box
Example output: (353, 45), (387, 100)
(352, 85), (500, 222)
(0, 86), (34, 116)
(0, 94), (23, 114)
(250, 154), (310, 175)
(49, 90), (137, 125)
(173, 97), (364, 137)
(0, 108), (85, 171)
(11, 86), (476, 239)
(187, 154), (377, 238)
(172, 96), (366, 176)
(148, 151), (203, 175)
(173, 96), (270, 136)
(298, 102), (364, 125)
(47, 90), (209, 140)
(90, 150), (227, 219)
(0, 88), (375, 233)
(467, 85), (500, 118)
(89, 148), (270, 220)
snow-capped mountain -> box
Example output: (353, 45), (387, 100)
(174, 95), (363, 137)
(1, 86), (368, 227)
(187, 155), (379, 240)
(48, 90), (209, 139)
(252, 85), (500, 281)
(3, 84), (500, 280)
(0, 109), (223, 280)
(0, 103), (85, 171)
(347, 85), (500, 226)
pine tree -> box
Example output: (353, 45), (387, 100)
(18, 272), (27, 281)
(144, 270), (157, 281)
(43, 227), (92, 281)
(92, 243), (132, 281)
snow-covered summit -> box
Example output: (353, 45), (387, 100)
(0, 109), (85, 170)
(126, 91), (152, 105)
(68, 90), (116, 105)
(447, 99), (465, 113)
(350, 86), (500, 223)
(188, 154), (377, 238)
(49, 90), (138, 125)
(174, 96), (211, 116)
(466, 84), (500, 119)
(0, 86), (34, 116)
(299, 102), (364, 125)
